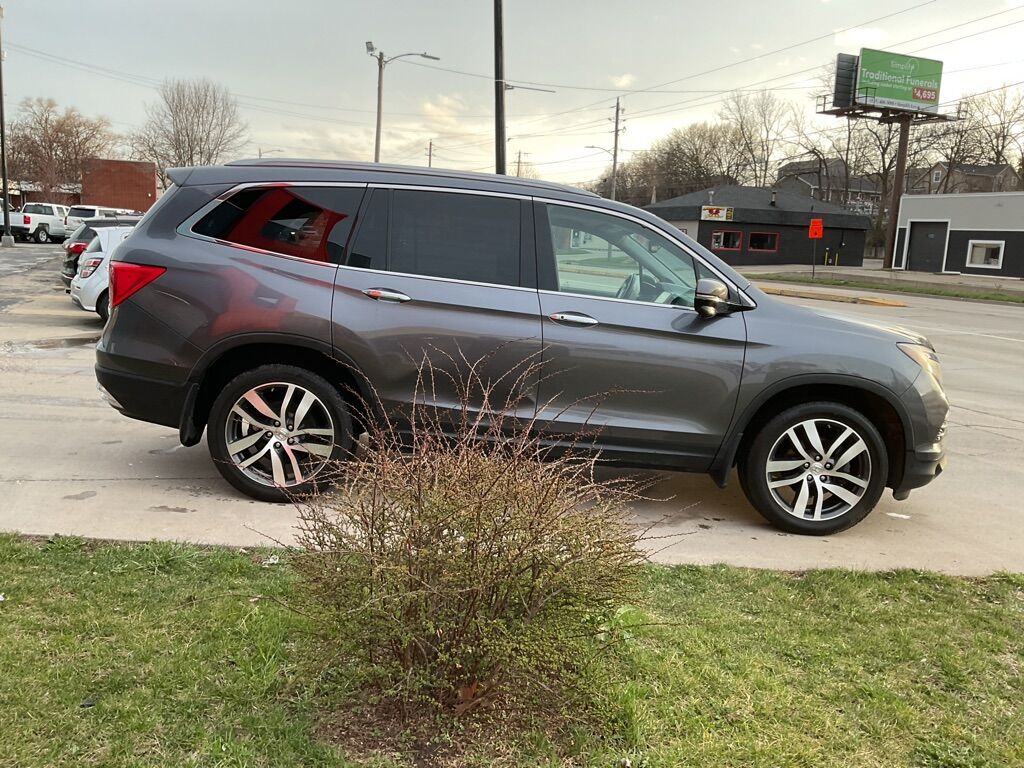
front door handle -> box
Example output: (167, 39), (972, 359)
(363, 287), (411, 303)
(549, 311), (599, 327)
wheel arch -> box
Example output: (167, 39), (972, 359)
(711, 374), (911, 490)
(179, 334), (378, 446)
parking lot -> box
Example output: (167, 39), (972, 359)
(1, 243), (1022, 574)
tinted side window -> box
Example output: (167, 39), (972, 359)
(193, 186), (365, 263)
(347, 188), (387, 270)
(390, 190), (520, 286)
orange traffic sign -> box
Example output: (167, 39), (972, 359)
(808, 218), (824, 239)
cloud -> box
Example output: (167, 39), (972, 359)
(420, 95), (467, 127)
(834, 26), (886, 48)
(610, 73), (635, 88)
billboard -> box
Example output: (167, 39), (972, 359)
(856, 48), (942, 113)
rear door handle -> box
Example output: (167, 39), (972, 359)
(362, 287), (411, 303)
(548, 311), (599, 327)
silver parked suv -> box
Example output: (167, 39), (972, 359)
(96, 160), (947, 534)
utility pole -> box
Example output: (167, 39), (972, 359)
(493, 0), (506, 175)
(515, 150), (522, 177)
(610, 97), (621, 201)
(883, 114), (912, 270)
(427, 139), (433, 168)
(0, 5), (13, 248)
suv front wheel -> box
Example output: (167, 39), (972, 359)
(207, 365), (352, 502)
(739, 402), (888, 535)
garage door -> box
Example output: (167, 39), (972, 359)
(906, 221), (947, 272)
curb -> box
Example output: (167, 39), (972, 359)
(757, 284), (907, 307)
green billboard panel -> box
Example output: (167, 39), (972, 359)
(856, 48), (943, 113)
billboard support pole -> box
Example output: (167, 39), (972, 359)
(883, 113), (912, 270)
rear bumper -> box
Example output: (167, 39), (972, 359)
(95, 364), (188, 430)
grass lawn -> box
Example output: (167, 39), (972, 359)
(749, 273), (1024, 304)
(2, 533), (1022, 767)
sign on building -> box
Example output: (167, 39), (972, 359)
(856, 48), (942, 114)
(808, 218), (824, 239)
(701, 205), (734, 221)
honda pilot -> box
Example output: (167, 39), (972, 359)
(95, 160), (947, 534)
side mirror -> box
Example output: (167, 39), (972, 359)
(695, 278), (730, 319)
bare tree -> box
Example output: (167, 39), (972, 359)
(8, 98), (117, 196)
(972, 88), (1024, 172)
(130, 79), (248, 187)
(719, 90), (788, 187)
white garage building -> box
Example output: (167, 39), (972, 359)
(895, 192), (1024, 278)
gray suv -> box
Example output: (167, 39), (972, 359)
(96, 160), (947, 534)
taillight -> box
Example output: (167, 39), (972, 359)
(73, 242), (88, 255)
(109, 262), (165, 307)
(23, 214), (30, 225)
(80, 257), (103, 278)
(64, 216), (68, 226)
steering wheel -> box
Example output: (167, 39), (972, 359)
(616, 272), (662, 302)
(615, 273), (640, 300)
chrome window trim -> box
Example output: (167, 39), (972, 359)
(532, 196), (757, 309)
(176, 181), (368, 268)
(539, 288), (697, 313)
(337, 262), (537, 294)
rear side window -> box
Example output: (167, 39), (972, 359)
(193, 186), (365, 263)
(389, 190), (520, 286)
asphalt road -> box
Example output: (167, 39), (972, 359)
(2, 245), (1022, 574)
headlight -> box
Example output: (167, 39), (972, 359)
(898, 342), (943, 390)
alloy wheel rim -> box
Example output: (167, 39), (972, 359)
(765, 418), (871, 522)
(224, 382), (335, 488)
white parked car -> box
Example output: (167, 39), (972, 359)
(69, 225), (134, 323)
(65, 204), (136, 234)
(11, 202), (70, 243)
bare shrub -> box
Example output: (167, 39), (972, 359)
(292, 352), (648, 717)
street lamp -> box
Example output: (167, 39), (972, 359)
(366, 41), (439, 163)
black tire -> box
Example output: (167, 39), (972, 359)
(34, 226), (50, 244)
(207, 365), (353, 502)
(96, 291), (109, 324)
(738, 402), (888, 535)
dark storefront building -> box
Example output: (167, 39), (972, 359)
(895, 192), (1024, 277)
(644, 185), (871, 267)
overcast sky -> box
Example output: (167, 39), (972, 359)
(4, 0), (1023, 184)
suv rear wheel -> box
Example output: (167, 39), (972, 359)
(207, 365), (352, 502)
(739, 402), (888, 535)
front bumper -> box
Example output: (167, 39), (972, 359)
(893, 443), (945, 497)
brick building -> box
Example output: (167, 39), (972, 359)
(80, 158), (158, 212)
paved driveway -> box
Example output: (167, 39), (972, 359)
(1, 248), (1021, 574)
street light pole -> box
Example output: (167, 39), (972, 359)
(493, 0), (506, 175)
(373, 51), (385, 163)
(365, 42), (439, 164)
(0, 5), (13, 247)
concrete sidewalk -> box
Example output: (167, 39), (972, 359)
(742, 258), (1024, 295)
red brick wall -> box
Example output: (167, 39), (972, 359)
(81, 158), (158, 212)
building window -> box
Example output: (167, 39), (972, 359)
(711, 230), (742, 251)
(748, 232), (779, 252)
(966, 240), (1004, 269)
(932, 169), (942, 183)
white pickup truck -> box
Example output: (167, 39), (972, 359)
(10, 202), (70, 243)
